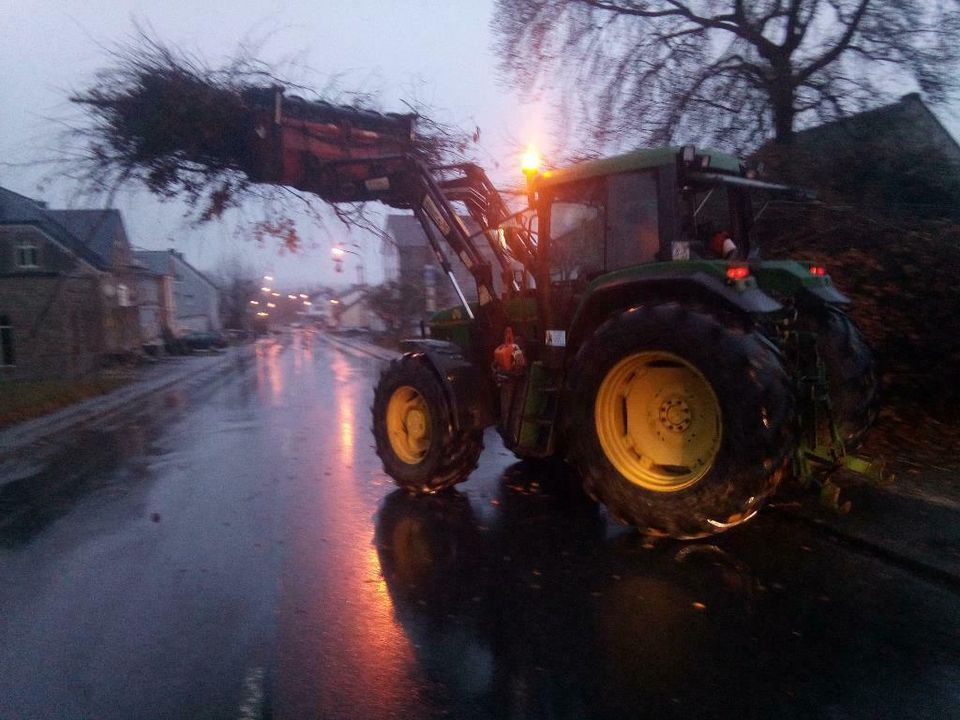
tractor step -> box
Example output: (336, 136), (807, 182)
(514, 361), (560, 456)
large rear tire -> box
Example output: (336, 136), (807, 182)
(566, 303), (796, 538)
(372, 356), (482, 493)
(807, 306), (878, 450)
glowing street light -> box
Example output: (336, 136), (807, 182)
(263, 275), (273, 281)
(261, 286), (271, 293)
(267, 302), (276, 308)
(303, 300), (312, 306)
(521, 144), (541, 176)
(257, 311), (269, 317)
(250, 300), (259, 305)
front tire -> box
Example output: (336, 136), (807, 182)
(566, 303), (796, 538)
(372, 355), (482, 493)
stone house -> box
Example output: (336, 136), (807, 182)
(133, 250), (221, 337)
(0, 188), (140, 380)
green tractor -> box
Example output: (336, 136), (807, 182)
(369, 146), (879, 538)
(240, 90), (878, 537)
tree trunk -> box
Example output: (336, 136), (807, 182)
(771, 80), (797, 145)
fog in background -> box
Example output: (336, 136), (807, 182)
(0, 0), (546, 289)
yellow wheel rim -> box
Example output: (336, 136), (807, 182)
(386, 385), (432, 464)
(595, 351), (722, 492)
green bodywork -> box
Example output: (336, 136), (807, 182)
(534, 146), (741, 189)
(429, 259), (844, 350)
(430, 295), (538, 349)
(748, 260), (848, 300)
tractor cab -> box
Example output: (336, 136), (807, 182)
(501, 147), (761, 335)
(526, 146), (775, 280)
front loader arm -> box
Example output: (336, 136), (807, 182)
(241, 87), (508, 313)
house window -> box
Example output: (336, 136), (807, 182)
(16, 243), (39, 268)
(0, 315), (14, 367)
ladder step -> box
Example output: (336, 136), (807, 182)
(522, 418), (555, 427)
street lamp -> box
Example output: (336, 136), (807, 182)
(521, 143), (541, 204)
(331, 243), (365, 284)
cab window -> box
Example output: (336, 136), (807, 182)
(548, 180), (605, 281)
(683, 183), (751, 258)
(606, 171), (659, 269)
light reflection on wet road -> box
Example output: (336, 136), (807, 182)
(1, 330), (959, 719)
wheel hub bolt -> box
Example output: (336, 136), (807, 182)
(659, 398), (692, 433)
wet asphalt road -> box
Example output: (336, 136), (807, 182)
(1, 330), (959, 720)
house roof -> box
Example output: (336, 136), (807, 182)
(384, 214), (427, 247)
(133, 250), (174, 276)
(0, 187), (116, 270)
(133, 249), (219, 290)
(787, 93), (960, 156)
(46, 210), (124, 268)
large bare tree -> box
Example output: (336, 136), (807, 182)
(492, 0), (960, 152)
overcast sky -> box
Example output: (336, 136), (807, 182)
(0, 0), (548, 289)
(3, 1), (957, 290)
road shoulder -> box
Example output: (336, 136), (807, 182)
(0, 344), (256, 470)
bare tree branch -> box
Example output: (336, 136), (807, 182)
(492, 0), (960, 153)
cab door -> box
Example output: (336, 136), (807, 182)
(605, 170), (660, 270)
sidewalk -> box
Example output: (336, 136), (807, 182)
(321, 330), (960, 584)
(774, 471), (960, 589)
(0, 343), (256, 468)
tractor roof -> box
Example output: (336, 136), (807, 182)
(535, 146), (742, 188)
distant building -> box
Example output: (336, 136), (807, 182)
(329, 285), (386, 332)
(0, 188), (140, 380)
(133, 250), (221, 336)
(132, 262), (172, 351)
(383, 213), (505, 321)
(756, 93), (960, 218)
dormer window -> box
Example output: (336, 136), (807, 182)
(16, 243), (39, 268)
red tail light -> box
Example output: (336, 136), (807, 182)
(809, 265), (827, 276)
(726, 266), (750, 281)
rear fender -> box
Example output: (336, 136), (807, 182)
(400, 339), (495, 429)
(567, 274), (781, 355)
(750, 260), (849, 306)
